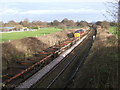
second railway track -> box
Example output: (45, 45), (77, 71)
(30, 30), (95, 89)
(2, 29), (96, 89)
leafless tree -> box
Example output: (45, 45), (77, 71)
(53, 20), (60, 26)
(118, 1), (120, 30)
(61, 18), (77, 27)
(103, 0), (118, 22)
(19, 18), (30, 27)
(77, 21), (88, 28)
(103, 0), (120, 34)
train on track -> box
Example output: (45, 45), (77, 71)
(2, 28), (96, 89)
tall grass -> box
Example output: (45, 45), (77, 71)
(1, 27), (63, 42)
(109, 26), (119, 38)
(109, 26), (117, 34)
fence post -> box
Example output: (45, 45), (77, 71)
(118, 1), (120, 41)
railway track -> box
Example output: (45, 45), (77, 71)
(2, 34), (81, 88)
(2, 29), (95, 89)
(29, 30), (95, 89)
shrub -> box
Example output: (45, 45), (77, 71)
(30, 27), (38, 29)
(57, 24), (66, 30)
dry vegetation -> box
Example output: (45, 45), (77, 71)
(68, 28), (119, 88)
(2, 29), (76, 70)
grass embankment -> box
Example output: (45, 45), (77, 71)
(109, 26), (119, 38)
(1, 27), (63, 42)
(68, 28), (119, 88)
(66, 26), (81, 29)
(109, 26), (117, 34)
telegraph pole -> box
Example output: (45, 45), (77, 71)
(116, 2), (120, 89)
(118, 0), (120, 27)
(118, 0), (120, 41)
(118, 1), (120, 88)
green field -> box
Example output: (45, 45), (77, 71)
(1, 27), (63, 42)
(109, 26), (119, 38)
(109, 26), (117, 35)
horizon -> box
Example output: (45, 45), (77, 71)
(0, 19), (111, 24)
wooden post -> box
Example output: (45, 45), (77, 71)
(118, 1), (120, 29)
(118, 1), (120, 41)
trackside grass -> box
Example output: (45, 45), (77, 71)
(1, 27), (63, 42)
(109, 26), (117, 34)
(68, 28), (119, 88)
(109, 26), (120, 37)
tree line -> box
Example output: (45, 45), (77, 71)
(0, 18), (117, 31)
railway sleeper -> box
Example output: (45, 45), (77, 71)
(8, 65), (29, 69)
(2, 38), (79, 88)
(2, 74), (14, 79)
(33, 53), (50, 57)
(16, 60), (36, 64)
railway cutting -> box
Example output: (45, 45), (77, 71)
(2, 29), (96, 89)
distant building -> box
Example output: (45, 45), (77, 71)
(20, 27), (30, 31)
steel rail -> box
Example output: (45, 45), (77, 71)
(3, 37), (77, 85)
(15, 35), (87, 89)
(46, 31), (92, 88)
(3, 31), (90, 89)
(65, 38), (94, 88)
(4, 54), (53, 83)
(46, 44), (83, 88)
(64, 30), (96, 88)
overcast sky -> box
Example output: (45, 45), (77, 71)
(0, 0), (115, 22)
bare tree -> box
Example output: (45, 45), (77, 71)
(61, 18), (77, 27)
(104, 0), (118, 21)
(61, 18), (69, 26)
(118, 1), (120, 30)
(104, 0), (120, 34)
(0, 21), (4, 27)
(5, 20), (18, 27)
(19, 19), (29, 27)
(77, 21), (88, 28)
(53, 20), (60, 26)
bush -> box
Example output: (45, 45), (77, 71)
(30, 27), (38, 29)
(101, 21), (110, 30)
(57, 24), (66, 30)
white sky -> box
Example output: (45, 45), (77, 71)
(0, 0), (115, 22)
(0, 8), (106, 15)
(0, 0), (116, 3)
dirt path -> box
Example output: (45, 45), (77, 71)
(68, 28), (119, 88)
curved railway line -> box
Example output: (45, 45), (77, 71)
(2, 29), (96, 89)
